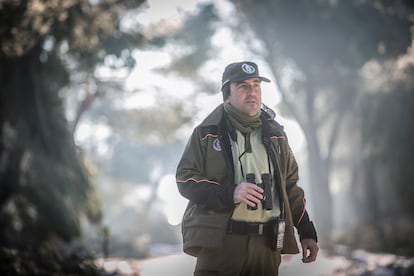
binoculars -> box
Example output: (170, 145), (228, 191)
(246, 173), (273, 210)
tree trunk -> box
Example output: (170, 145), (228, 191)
(1, 44), (57, 155)
(305, 126), (333, 247)
(0, 43), (98, 246)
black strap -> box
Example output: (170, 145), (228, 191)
(227, 220), (275, 235)
(261, 116), (286, 219)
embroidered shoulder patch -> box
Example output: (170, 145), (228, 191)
(213, 138), (222, 151)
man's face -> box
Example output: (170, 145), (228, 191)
(226, 78), (262, 116)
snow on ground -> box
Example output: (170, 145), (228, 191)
(96, 250), (350, 275)
(96, 246), (414, 275)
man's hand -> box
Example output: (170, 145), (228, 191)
(233, 182), (263, 207)
(301, 238), (319, 263)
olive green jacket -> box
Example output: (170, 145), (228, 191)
(176, 104), (316, 257)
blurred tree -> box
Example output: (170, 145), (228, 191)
(153, 3), (220, 91)
(359, 54), (414, 254)
(74, 5), (222, 256)
(229, 0), (414, 247)
(0, 0), (146, 272)
(162, 0), (414, 252)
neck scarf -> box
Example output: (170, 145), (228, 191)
(224, 102), (262, 134)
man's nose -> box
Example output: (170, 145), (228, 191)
(246, 85), (257, 94)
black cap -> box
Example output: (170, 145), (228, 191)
(221, 61), (271, 92)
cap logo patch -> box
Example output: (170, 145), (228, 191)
(241, 63), (255, 74)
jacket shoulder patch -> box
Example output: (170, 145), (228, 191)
(213, 138), (222, 151)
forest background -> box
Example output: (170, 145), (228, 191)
(1, 0), (414, 274)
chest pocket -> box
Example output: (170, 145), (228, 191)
(201, 127), (227, 183)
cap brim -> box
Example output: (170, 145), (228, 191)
(221, 76), (271, 90)
(259, 76), (271, 83)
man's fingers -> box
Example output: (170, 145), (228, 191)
(243, 183), (263, 205)
(301, 239), (319, 263)
(234, 182), (263, 205)
(241, 192), (262, 207)
(302, 252), (317, 263)
(309, 249), (318, 262)
(245, 194), (260, 206)
(302, 244), (308, 260)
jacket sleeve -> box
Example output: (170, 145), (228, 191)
(176, 127), (235, 210)
(284, 143), (318, 242)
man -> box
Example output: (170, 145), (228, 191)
(176, 61), (318, 276)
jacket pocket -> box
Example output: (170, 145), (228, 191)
(183, 204), (231, 230)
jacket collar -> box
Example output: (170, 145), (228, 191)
(199, 103), (285, 138)
(199, 103), (226, 127)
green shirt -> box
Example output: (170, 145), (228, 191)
(231, 128), (281, 222)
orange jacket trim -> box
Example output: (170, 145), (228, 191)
(270, 135), (286, 140)
(177, 178), (220, 185)
(296, 197), (307, 226)
(202, 134), (219, 140)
